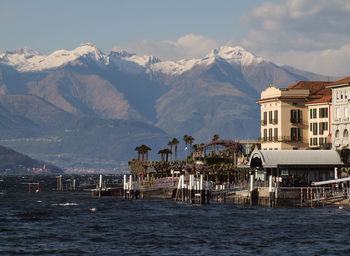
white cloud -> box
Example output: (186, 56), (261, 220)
(275, 44), (350, 77)
(240, 0), (350, 76)
(111, 34), (220, 61)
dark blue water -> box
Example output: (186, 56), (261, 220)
(1, 176), (350, 255)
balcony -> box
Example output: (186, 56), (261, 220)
(272, 118), (278, 124)
(259, 136), (303, 143)
(261, 120), (267, 125)
(290, 118), (302, 124)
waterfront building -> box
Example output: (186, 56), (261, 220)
(248, 149), (343, 185)
(306, 95), (332, 149)
(257, 81), (332, 150)
(328, 76), (350, 150)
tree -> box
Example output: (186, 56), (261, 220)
(212, 134), (220, 141)
(158, 149), (165, 162)
(137, 144), (152, 161)
(187, 136), (194, 151)
(167, 140), (174, 161)
(172, 138), (179, 160)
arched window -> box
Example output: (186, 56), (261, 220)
(335, 129), (340, 138)
(341, 91), (343, 99)
(344, 129), (349, 137)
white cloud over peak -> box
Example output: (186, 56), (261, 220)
(240, 0), (350, 76)
(112, 34), (220, 61)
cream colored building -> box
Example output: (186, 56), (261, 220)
(306, 96), (332, 149)
(257, 82), (333, 150)
(328, 76), (350, 150)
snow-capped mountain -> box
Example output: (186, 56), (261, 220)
(0, 43), (107, 72)
(0, 43), (267, 75)
(0, 42), (333, 169)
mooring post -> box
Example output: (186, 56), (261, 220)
(322, 187), (325, 207)
(123, 174), (127, 199)
(181, 175), (185, 202)
(200, 174), (204, 204)
(129, 175), (133, 200)
(269, 175), (274, 207)
(249, 174), (254, 206)
(98, 174), (102, 198)
(310, 188), (313, 208)
(300, 187), (303, 207)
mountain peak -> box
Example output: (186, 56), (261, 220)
(205, 45), (264, 66)
(13, 46), (42, 57)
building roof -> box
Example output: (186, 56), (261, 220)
(287, 81), (333, 95)
(249, 149), (343, 168)
(328, 76), (350, 87)
(306, 95), (332, 105)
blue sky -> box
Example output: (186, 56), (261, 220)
(1, 0), (349, 76)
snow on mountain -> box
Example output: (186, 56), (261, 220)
(0, 43), (107, 72)
(0, 43), (267, 75)
(147, 46), (266, 76)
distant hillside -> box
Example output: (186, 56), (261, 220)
(0, 145), (63, 174)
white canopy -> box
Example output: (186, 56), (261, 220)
(249, 149), (343, 168)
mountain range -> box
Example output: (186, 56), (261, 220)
(0, 43), (333, 170)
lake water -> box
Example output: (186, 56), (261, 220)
(0, 176), (350, 255)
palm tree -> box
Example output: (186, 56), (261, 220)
(141, 144), (152, 161)
(167, 140), (174, 161)
(172, 138), (179, 160)
(212, 134), (220, 141)
(163, 148), (172, 162)
(187, 136), (194, 151)
(158, 149), (165, 162)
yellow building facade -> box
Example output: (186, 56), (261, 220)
(257, 85), (309, 150)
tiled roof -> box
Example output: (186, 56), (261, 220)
(329, 76), (350, 86)
(287, 81), (333, 95)
(306, 95), (332, 105)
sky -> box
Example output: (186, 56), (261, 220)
(0, 0), (349, 77)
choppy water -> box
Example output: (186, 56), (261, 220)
(1, 176), (350, 255)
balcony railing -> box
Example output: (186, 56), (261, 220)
(290, 118), (302, 124)
(259, 136), (303, 143)
(272, 118), (278, 124)
(261, 120), (267, 125)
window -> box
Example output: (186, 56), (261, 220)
(274, 128), (278, 141)
(291, 109), (302, 123)
(335, 129), (340, 138)
(319, 108), (328, 118)
(344, 129), (349, 138)
(269, 128), (273, 141)
(310, 109), (312, 119)
(274, 110), (278, 124)
(262, 112), (267, 125)
(324, 122), (328, 131)
(291, 127), (301, 141)
(310, 123), (312, 132)
(313, 138), (318, 145)
(319, 137), (324, 145)
(310, 138), (313, 146)
(336, 108), (340, 119)
(263, 129), (267, 141)
(313, 109), (317, 119)
(313, 123), (318, 135)
(269, 111), (273, 124)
